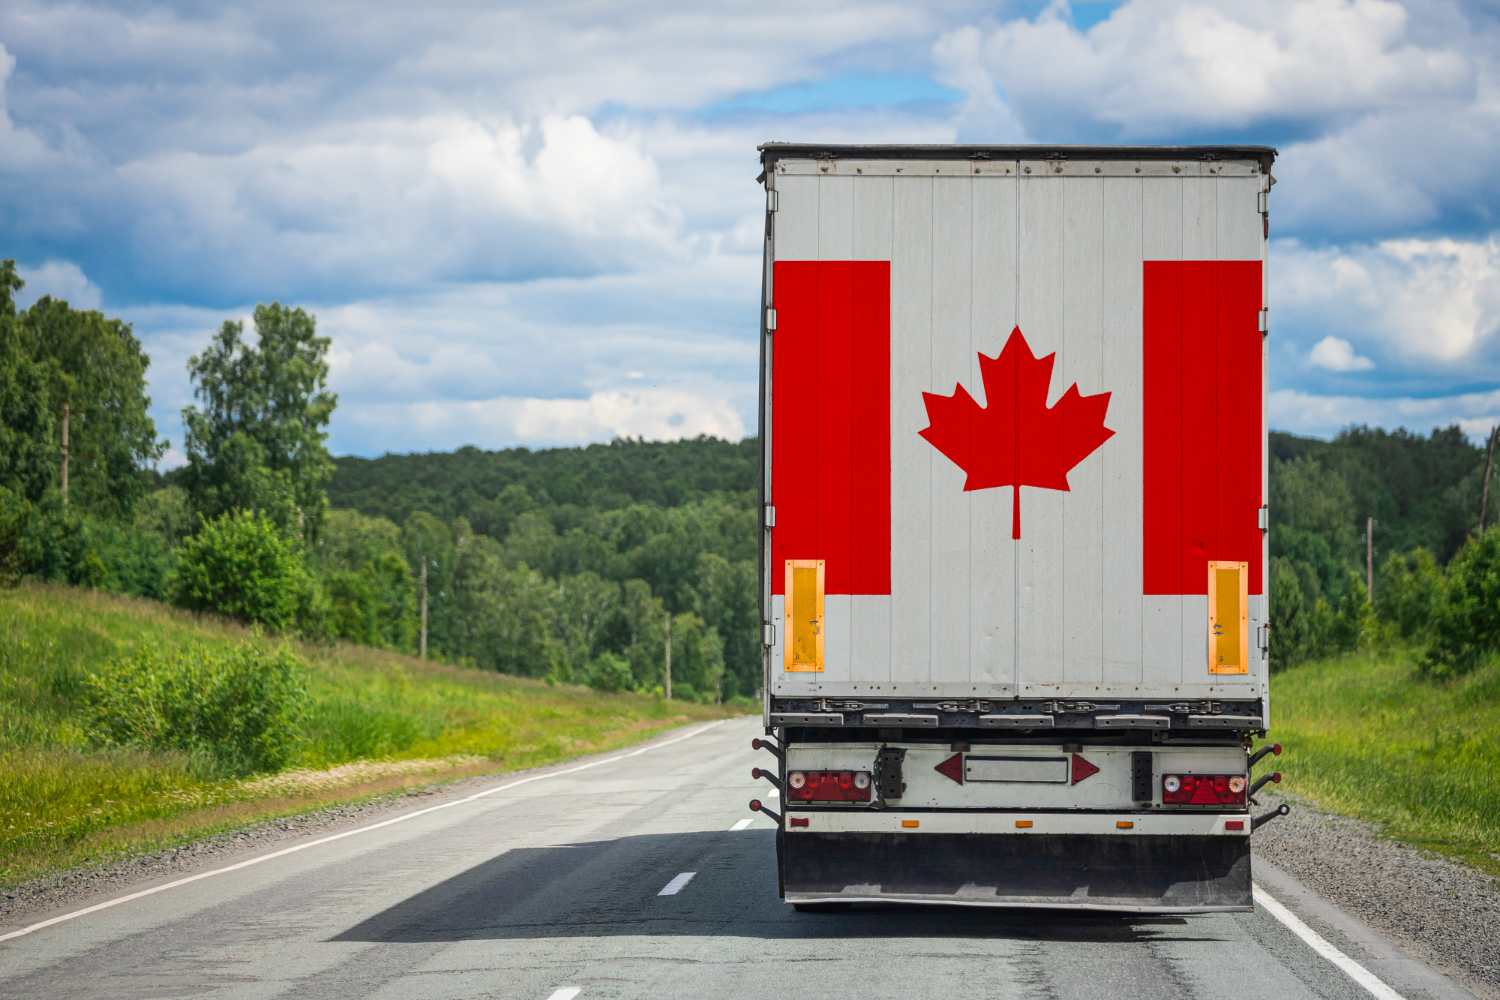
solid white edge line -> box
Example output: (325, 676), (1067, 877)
(0, 720), (730, 944)
(1253, 885), (1405, 1000)
(546, 989), (582, 1000)
(728, 818), (753, 831)
(657, 872), (697, 896)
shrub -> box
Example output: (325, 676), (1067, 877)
(1427, 526), (1500, 676)
(172, 510), (307, 628)
(83, 640), (307, 775)
(585, 652), (634, 693)
(1375, 548), (1443, 640)
(1330, 574), (1381, 654)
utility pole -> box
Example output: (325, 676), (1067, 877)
(664, 611), (672, 700)
(59, 402), (69, 505)
(1482, 422), (1494, 536)
(1366, 517), (1374, 600)
(419, 554), (428, 659)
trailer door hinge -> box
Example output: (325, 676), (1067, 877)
(763, 623), (776, 647)
(1258, 625), (1269, 651)
(765, 308), (777, 332)
(763, 504), (776, 528)
(766, 189), (777, 213)
(1257, 190), (1269, 214)
(1258, 309), (1269, 334)
(1258, 506), (1268, 531)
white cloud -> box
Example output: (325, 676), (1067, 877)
(1271, 386), (1500, 443)
(934, 0), (1474, 136)
(1276, 235), (1500, 364)
(14, 259), (102, 311)
(344, 387), (745, 453)
(1308, 335), (1375, 372)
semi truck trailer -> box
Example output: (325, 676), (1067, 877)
(748, 143), (1287, 913)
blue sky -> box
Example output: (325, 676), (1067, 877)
(2, 0), (1499, 462)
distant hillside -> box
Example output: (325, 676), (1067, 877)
(327, 436), (758, 527)
(1271, 425), (1485, 564)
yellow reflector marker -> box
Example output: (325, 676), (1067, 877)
(1207, 560), (1249, 674)
(1117, 821), (1134, 829)
(901, 820), (920, 828)
(1015, 820), (1033, 828)
(784, 560), (825, 672)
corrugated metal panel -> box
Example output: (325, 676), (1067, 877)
(767, 158), (1266, 699)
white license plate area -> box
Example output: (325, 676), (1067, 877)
(965, 756), (1069, 783)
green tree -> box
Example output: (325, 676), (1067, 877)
(0, 262), (58, 503)
(19, 294), (164, 515)
(666, 611), (724, 703)
(1268, 556), (1308, 670)
(690, 552), (758, 699)
(1374, 548), (1442, 640)
(180, 303), (336, 539)
(401, 511), (455, 656)
(1427, 526), (1500, 675)
(1330, 574), (1379, 654)
(172, 510), (310, 628)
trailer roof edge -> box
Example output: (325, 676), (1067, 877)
(758, 143), (1277, 171)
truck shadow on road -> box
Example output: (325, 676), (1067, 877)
(332, 830), (1217, 946)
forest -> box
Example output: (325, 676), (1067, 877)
(6, 252), (1500, 699)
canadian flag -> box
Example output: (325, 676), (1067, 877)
(769, 256), (1263, 689)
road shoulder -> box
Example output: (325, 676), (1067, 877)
(1255, 794), (1499, 1000)
(0, 720), (728, 931)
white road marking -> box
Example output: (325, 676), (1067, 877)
(0, 720), (729, 944)
(766, 788), (779, 798)
(1253, 885), (1405, 999)
(546, 990), (581, 1000)
(657, 872), (697, 896)
(729, 818), (753, 831)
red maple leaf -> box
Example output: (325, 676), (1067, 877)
(919, 327), (1115, 539)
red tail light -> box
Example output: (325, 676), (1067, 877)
(1162, 773), (1246, 805)
(786, 771), (872, 802)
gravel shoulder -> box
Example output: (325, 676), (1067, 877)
(1255, 791), (1500, 1000)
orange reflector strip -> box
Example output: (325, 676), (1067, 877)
(1117, 821), (1134, 829)
(901, 820), (920, 828)
(1015, 820), (1033, 828)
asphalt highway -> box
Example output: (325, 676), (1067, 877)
(0, 717), (1475, 999)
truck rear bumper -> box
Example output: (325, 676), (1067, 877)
(782, 815), (1251, 912)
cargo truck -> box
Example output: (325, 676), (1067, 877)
(747, 143), (1288, 913)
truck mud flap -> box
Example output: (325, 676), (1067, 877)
(783, 832), (1251, 913)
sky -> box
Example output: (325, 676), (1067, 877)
(3, 0), (1500, 464)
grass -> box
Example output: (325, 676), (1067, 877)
(1271, 647), (1500, 877)
(0, 581), (743, 886)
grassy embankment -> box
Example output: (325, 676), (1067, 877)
(1270, 648), (1500, 876)
(0, 581), (743, 887)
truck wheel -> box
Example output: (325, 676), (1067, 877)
(793, 902), (853, 913)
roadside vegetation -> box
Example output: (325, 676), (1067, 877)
(0, 258), (753, 890)
(0, 582), (737, 886)
(1271, 648), (1500, 877)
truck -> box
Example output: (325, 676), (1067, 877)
(747, 143), (1287, 913)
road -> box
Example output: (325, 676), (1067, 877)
(0, 717), (1475, 999)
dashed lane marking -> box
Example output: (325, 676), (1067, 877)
(0, 721), (729, 944)
(546, 990), (581, 1000)
(729, 818), (753, 831)
(1253, 885), (1405, 999)
(658, 872), (697, 896)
